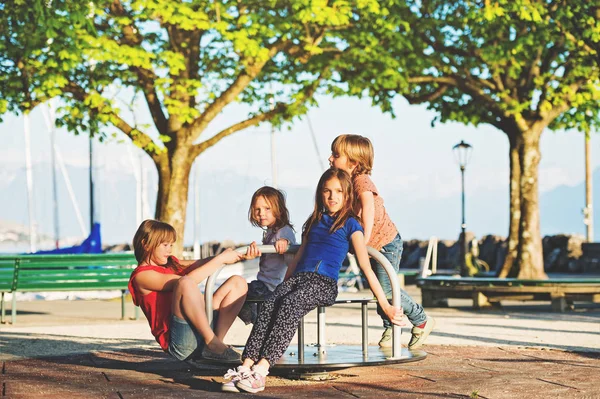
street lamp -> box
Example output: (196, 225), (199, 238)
(453, 140), (472, 276)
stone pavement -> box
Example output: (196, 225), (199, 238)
(1, 287), (599, 398)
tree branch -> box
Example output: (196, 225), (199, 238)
(404, 85), (448, 104)
(108, 0), (169, 134)
(407, 75), (508, 119)
(188, 39), (290, 139)
(191, 62), (332, 158)
(191, 106), (283, 158)
(64, 82), (160, 162)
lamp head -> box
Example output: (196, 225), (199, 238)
(453, 140), (472, 170)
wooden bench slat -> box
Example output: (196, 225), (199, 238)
(418, 276), (600, 311)
(418, 276), (600, 284)
(16, 262), (136, 269)
(18, 269), (133, 277)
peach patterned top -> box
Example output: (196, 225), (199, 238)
(353, 174), (399, 250)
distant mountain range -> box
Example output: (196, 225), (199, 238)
(0, 161), (594, 252)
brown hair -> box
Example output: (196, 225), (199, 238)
(132, 219), (184, 272)
(248, 186), (293, 231)
(302, 168), (358, 235)
(331, 134), (374, 176)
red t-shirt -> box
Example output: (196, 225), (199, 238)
(128, 262), (184, 351)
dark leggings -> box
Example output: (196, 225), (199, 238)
(242, 272), (338, 366)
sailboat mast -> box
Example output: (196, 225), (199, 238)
(584, 133), (594, 242)
(270, 124), (278, 188)
(269, 93), (277, 188)
(306, 114), (326, 171)
(44, 103), (61, 248)
(24, 112), (37, 252)
(89, 134), (95, 232)
(193, 162), (201, 259)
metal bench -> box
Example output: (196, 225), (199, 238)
(0, 253), (137, 324)
(417, 275), (600, 311)
(202, 245), (427, 374)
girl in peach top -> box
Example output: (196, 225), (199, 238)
(329, 134), (435, 349)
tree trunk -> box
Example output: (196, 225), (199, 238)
(498, 133), (521, 278)
(515, 127), (547, 279)
(154, 146), (194, 256)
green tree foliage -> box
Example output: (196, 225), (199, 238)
(516, 1), (600, 134)
(0, 0), (405, 251)
(339, 0), (600, 277)
(0, 0), (94, 115)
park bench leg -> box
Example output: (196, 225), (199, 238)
(121, 290), (126, 320)
(421, 289), (435, 307)
(421, 289), (448, 307)
(316, 306), (326, 354)
(361, 301), (368, 357)
(1, 292), (4, 323)
(298, 316), (305, 362)
(11, 294), (16, 324)
(472, 291), (491, 309)
(551, 294), (568, 312)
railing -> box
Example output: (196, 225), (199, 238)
(420, 236), (438, 278)
(204, 245), (403, 359)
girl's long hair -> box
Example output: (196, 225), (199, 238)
(302, 168), (358, 235)
(132, 219), (185, 273)
(248, 186), (294, 232)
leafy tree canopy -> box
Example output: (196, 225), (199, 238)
(337, 0), (600, 136)
(0, 0), (94, 114)
(0, 0), (416, 250)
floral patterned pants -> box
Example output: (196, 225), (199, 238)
(242, 272), (338, 366)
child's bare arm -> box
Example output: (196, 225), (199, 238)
(179, 257), (214, 271)
(134, 271), (181, 295)
(275, 225), (296, 254)
(185, 249), (247, 284)
(358, 191), (375, 244)
(274, 238), (289, 254)
(135, 250), (245, 294)
(351, 231), (406, 326)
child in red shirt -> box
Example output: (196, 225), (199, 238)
(129, 219), (257, 362)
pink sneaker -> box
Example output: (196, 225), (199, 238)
(235, 367), (268, 393)
(221, 366), (250, 393)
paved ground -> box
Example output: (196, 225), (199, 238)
(1, 287), (599, 398)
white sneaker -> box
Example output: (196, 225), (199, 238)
(221, 366), (250, 393)
(235, 366), (269, 393)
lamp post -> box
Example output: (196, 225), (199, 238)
(453, 140), (472, 275)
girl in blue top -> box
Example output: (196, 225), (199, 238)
(222, 168), (405, 394)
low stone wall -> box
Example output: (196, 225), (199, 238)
(401, 234), (592, 274)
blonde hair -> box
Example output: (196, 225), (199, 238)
(248, 186), (293, 231)
(331, 134), (374, 176)
(132, 219), (184, 272)
(303, 168), (358, 235)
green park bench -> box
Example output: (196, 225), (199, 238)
(0, 253), (137, 324)
(417, 275), (600, 312)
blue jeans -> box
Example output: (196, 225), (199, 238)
(370, 234), (427, 328)
(239, 280), (273, 325)
(167, 315), (204, 361)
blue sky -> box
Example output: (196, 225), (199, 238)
(0, 94), (595, 247)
